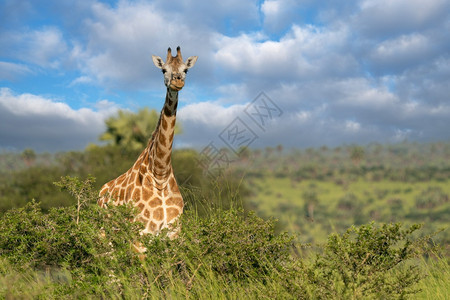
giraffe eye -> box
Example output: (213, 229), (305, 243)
(162, 69), (167, 74)
(183, 69), (188, 73)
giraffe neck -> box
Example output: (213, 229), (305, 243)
(149, 89), (178, 184)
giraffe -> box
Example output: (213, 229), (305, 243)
(98, 46), (198, 241)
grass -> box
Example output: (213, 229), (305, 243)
(0, 201), (446, 299)
(0, 174), (448, 299)
(247, 176), (450, 244)
(2, 248), (448, 299)
(413, 255), (450, 299)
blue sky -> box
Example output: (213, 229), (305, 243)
(1, 0), (449, 152)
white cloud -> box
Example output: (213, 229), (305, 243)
(69, 76), (94, 87)
(373, 34), (429, 59)
(344, 120), (361, 132)
(0, 0), (449, 151)
(261, 0), (301, 33)
(152, 0), (259, 31)
(368, 33), (437, 73)
(214, 24), (355, 82)
(0, 27), (68, 68)
(0, 61), (32, 80)
(71, 1), (213, 90)
(0, 88), (118, 152)
(295, 111), (311, 123)
(179, 101), (246, 128)
(334, 78), (399, 110)
(356, 0), (450, 36)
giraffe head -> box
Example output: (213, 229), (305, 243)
(152, 46), (198, 91)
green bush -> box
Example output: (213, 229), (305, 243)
(308, 222), (432, 299)
(0, 176), (302, 298)
(415, 186), (449, 209)
(0, 175), (438, 299)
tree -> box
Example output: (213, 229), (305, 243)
(276, 144), (283, 154)
(350, 146), (365, 165)
(302, 184), (319, 221)
(21, 148), (36, 167)
(99, 108), (182, 151)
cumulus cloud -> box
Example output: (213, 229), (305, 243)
(0, 61), (32, 80)
(0, 0), (449, 152)
(370, 33), (432, 71)
(355, 0), (450, 37)
(0, 88), (118, 152)
(261, 0), (302, 33)
(71, 1), (214, 90)
(177, 71), (450, 150)
(214, 24), (357, 83)
(0, 27), (68, 68)
(153, 0), (259, 32)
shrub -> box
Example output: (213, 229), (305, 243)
(0, 176), (303, 298)
(308, 222), (432, 299)
(0, 175), (437, 299)
(415, 186), (449, 209)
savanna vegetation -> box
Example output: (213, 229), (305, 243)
(0, 108), (448, 298)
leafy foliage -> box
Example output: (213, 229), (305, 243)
(415, 186), (449, 209)
(100, 108), (181, 151)
(309, 223), (432, 299)
(0, 176), (299, 297)
(0, 175), (439, 299)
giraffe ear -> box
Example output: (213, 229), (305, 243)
(185, 56), (198, 69)
(152, 55), (165, 69)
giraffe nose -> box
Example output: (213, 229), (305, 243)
(170, 73), (185, 90)
(173, 73), (182, 80)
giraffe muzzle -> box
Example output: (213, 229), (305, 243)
(169, 76), (184, 91)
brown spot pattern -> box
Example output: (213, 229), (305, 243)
(125, 187), (132, 200)
(132, 189), (141, 201)
(148, 198), (162, 208)
(164, 154), (171, 164)
(166, 207), (180, 222)
(156, 146), (165, 160)
(129, 172), (136, 182)
(158, 133), (166, 147)
(99, 189), (107, 197)
(116, 174), (126, 185)
(166, 197), (183, 207)
(139, 165), (147, 174)
(110, 189), (119, 200)
(136, 173), (143, 186)
(148, 221), (157, 232)
(154, 159), (164, 169)
(142, 187), (153, 199)
(153, 207), (164, 221)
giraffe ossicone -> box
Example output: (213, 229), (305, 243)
(98, 46), (198, 239)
